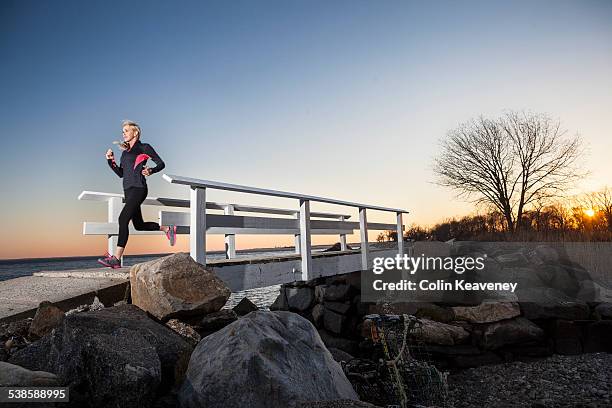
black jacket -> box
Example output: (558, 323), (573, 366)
(107, 140), (165, 189)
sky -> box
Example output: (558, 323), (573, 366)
(1, 0), (611, 259)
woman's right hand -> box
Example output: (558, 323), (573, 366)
(106, 149), (114, 160)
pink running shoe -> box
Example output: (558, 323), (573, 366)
(97, 254), (121, 269)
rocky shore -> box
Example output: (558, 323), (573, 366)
(1, 245), (611, 407)
(447, 353), (612, 407)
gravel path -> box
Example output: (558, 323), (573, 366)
(447, 353), (612, 408)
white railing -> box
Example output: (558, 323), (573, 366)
(162, 174), (408, 280)
(79, 175), (408, 280)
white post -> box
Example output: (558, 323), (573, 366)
(108, 197), (123, 266)
(299, 199), (312, 281)
(396, 212), (404, 256)
(359, 207), (369, 271)
(339, 215), (347, 251)
(224, 204), (236, 259)
(190, 187), (206, 265)
(294, 213), (301, 255)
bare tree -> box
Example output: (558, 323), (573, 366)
(434, 111), (585, 232)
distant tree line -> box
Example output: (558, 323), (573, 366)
(375, 187), (612, 242)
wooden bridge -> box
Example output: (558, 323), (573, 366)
(79, 174), (409, 291)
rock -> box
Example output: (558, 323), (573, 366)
(452, 301), (520, 324)
(311, 304), (325, 327)
(296, 400), (380, 408)
(270, 289), (289, 311)
(130, 252), (231, 320)
(529, 245), (560, 263)
(594, 302), (612, 319)
(328, 347), (355, 363)
(178, 311), (358, 408)
(412, 319), (470, 346)
(28, 301), (64, 339)
(0, 361), (59, 386)
(476, 317), (544, 350)
(518, 288), (590, 320)
(326, 273), (361, 291)
(505, 266), (548, 289)
(166, 319), (201, 346)
(324, 301), (351, 315)
(543, 264), (583, 298)
(233, 297), (258, 316)
(315, 285), (326, 303)
(413, 303), (455, 323)
(576, 279), (612, 303)
(583, 321), (612, 353)
(89, 295), (105, 311)
(197, 309), (238, 336)
(286, 287), (315, 311)
(322, 284), (351, 302)
(551, 320), (583, 355)
(324, 309), (346, 335)
(9, 304), (193, 403)
(494, 251), (530, 267)
(79, 327), (163, 407)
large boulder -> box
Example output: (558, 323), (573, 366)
(316, 284), (351, 302)
(9, 304), (192, 408)
(452, 301), (520, 324)
(475, 317), (544, 350)
(413, 319), (470, 346)
(286, 287), (315, 312)
(0, 361), (59, 386)
(517, 288), (590, 320)
(179, 311), (358, 408)
(323, 309), (346, 335)
(130, 252), (230, 320)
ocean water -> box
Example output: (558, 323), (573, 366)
(0, 250), (295, 308)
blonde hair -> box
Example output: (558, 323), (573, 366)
(122, 120), (141, 139)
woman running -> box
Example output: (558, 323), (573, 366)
(98, 120), (176, 269)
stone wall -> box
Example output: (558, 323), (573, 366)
(270, 271), (612, 369)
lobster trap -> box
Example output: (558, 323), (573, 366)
(343, 314), (448, 408)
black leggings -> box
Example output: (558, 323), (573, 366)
(118, 187), (160, 247)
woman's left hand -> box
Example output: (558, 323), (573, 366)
(142, 167), (152, 176)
